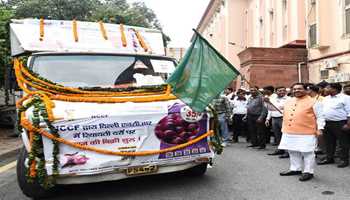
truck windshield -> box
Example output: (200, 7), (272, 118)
(31, 55), (175, 88)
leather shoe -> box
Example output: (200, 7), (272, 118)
(337, 161), (349, 168)
(247, 144), (258, 148)
(279, 153), (289, 159)
(280, 170), (302, 176)
(268, 150), (284, 156)
(257, 146), (266, 150)
(299, 173), (313, 181)
(317, 158), (335, 165)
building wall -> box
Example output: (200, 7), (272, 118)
(246, 0), (305, 48)
(197, 0), (306, 51)
(196, 0), (307, 90)
(307, 0), (350, 84)
(165, 47), (186, 62)
(238, 48), (308, 88)
(198, 0), (247, 89)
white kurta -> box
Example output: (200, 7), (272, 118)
(278, 133), (317, 152)
(278, 99), (324, 153)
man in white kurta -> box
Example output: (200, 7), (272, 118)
(278, 83), (325, 181)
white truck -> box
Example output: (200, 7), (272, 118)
(10, 19), (219, 199)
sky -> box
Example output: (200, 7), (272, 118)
(127, 0), (210, 47)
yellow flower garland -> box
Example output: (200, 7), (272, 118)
(21, 118), (214, 156)
(18, 60), (171, 97)
(135, 30), (148, 52)
(72, 19), (78, 42)
(120, 24), (127, 47)
(28, 130), (37, 178)
(39, 18), (44, 41)
(99, 21), (108, 40)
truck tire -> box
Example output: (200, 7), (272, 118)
(17, 147), (55, 199)
(185, 163), (208, 176)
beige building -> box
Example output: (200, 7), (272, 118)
(165, 47), (186, 61)
(307, 0), (350, 84)
(197, 0), (308, 90)
(197, 0), (350, 89)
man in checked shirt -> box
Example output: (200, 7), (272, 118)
(212, 93), (233, 147)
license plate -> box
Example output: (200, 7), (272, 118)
(126, 165), (158, 176)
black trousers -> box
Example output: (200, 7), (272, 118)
(247, 114), (266, 147)
(232, 114), (247, 141)
(324, 120), (350, 162)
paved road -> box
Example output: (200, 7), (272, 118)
(1, 142), (350, 200)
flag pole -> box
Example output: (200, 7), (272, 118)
(191, 29), (282, 114)
(192, 29), (240, 74)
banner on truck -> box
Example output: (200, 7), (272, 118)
(42, 101), (213, 176)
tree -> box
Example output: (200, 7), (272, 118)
(8, 0), (101, 20)
(7, 0), (170, 44)
(89, 1), (160, 29)
(89, 0), (170, 46)
(0, 0), (171, 86)
(0, 3), (14, 87)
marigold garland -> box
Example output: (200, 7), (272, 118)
(99, 21), (108, 40)
(28, 131), (36, 178)
(120, 24), (127, 47)
(21, 118), (214, 156)
(16, 59), (171, 97)
(39, 18), (44, 41)
(72, 19), (78, 42)
(18, 96), (59, 188)
(135, 30), (148, 52)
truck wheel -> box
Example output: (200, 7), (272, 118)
(185, 163), (208, 176)
(17, 147), (55, 199)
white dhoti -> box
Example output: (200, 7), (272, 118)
(278, 133), (317, 173)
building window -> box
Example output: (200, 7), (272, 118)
(307, 0), (317, 47)
(282, 0), (288, 42)
(320, 69), (329, 80)
(269, 8), (274, 47)
(345, 0), (350, 34)
(282, 0), (287, 10)
(309, 24), (317, 47)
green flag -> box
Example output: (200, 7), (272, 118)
(166, 30), (240, 112)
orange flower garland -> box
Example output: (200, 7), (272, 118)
(17, 59), (170, 97)
(99, 21), (108, 40)
(72, 19), (78, 42)
(28, 131), (37, 178)
(120, 24), (127, 47)
(21, 118), (214, 156)
(39, 18), (44, 41)
(135, 30), (148, 52)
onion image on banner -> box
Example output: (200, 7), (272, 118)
(62, 152), (89, 168)
(154, 103), (203, 145)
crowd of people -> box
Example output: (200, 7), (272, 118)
(211, 81), (350, 182)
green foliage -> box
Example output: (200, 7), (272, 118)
(0, 0), (171, 88)
(0, 3), (14, 87)
(9, 0), (101, 20)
